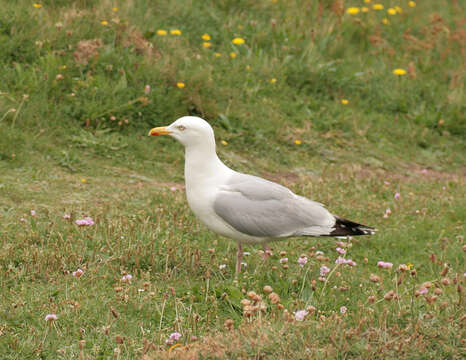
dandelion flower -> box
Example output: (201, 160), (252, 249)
(214, 52), (222, 57)
(362, 7), (369, 12)
(270, 78), (277, 84)
(395, 6), (403, 13)
(81, 178), (87, 183)
(294, 310), (308, 321)
(346, 7), (360, 15)
(112, 7), (118, 12)
(201, 34), (211, 41)
(341, 99), (349, 105)
(33, 3), (42, 9)
(229, 52), (237, 58)
(101, 20), (108, 26)
(392, 68), (407, 76)
(221, 140), (228, 145)
(45, 314), (58, 322)
(408, 1), (416, 7)
(364, 0), (371, 3)
(372, 4), (384, 10)
(382, 18), (390, 25)
(75, 217), (94, 226)
(232, 37), (245, 45)
(387, 8), (397, 15)
(170, 29), (182, 35)
(202, 42), (211, 48)
(294, 140), (302, 145)
(157, 29), (168, 36)
(176, 82), (185, 88)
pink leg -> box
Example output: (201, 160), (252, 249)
(236, 243), (243, 275)
(262, 244), (273, 260)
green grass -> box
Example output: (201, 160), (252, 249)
(0, 0), (465, 358)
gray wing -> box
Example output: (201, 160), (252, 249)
(213, 172), (336, 238)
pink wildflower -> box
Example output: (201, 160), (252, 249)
(20, 217), (26, 222)
(75, 217), (94, 226)
(336, 247), (346, 255)
(418, 287), (428, 295)
(279, 257), (288, 264)
(394, 192), (400, 199)
(383, 208), (392, 218)
(421, 169), (428, 174)
(318, 276), (327, 282)
(45, 314), (58, 322)
(63, 214), (71, 220)
(30, 210), (36, 216)
(298, 256), (308, 267)
(294, 309), (308, 321)
(121, 274), (133, 283)
(340, 306), (347, 314)
(377, 261), (393, 269)
(170, 186), (177, 191)
(320, 265), (330, 276)
(72, 268), (84, 278)
(144, 85), (151, 94)
(384, 181), (390, 185)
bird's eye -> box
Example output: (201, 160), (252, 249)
(177, 125), (186, 131)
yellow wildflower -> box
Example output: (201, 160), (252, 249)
(221, 140), (228, 145)
(346, 7), (360, 15)
(101, 20), (108, 26)
(270, 78), (277, 84)
(372, 4), (384, 10)
(33, 3), (42, 9)
(112, 7), (118, 12)
(157, 29), (168, 36)
(232, 37), (245, 45)
(59, 65), (67, 70)
(170, 29), (182, 35)
(294, 140), (302, 145)
(341, 99), (349, 105)
(392, 68), (407, 75)
(382, 18), (390, 24)
(362, 7), (369, 13)
(176, 82), (185, 88)
(395, 6), (403, 13)
(407, 263), (414, 269)
(202, 33), (211, 41)
(81, 178), (87, 183)
(202, 42), (211, 48)
(230, 52), (237, 58)
(214, 52), (222, 57)
(364, 0), (371, 3)
(246, 65), (251, 70)
(408, 1), (416, 7)
(387, 8), (397, 15)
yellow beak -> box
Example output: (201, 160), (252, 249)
(148, 126), (172, 136)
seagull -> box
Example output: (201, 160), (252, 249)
(149, 116), (375, 274)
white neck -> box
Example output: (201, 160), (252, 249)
(184, 140), (232, 189)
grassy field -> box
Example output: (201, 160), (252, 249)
(0, 0), (465, 358)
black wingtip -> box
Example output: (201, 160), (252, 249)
(329, 217), (376, 237)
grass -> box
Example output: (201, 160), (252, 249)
(0, 0), (465, 358)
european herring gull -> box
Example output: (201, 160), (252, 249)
(149, 116), (375, 273)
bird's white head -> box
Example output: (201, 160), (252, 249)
(148, 116), (215, 148)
